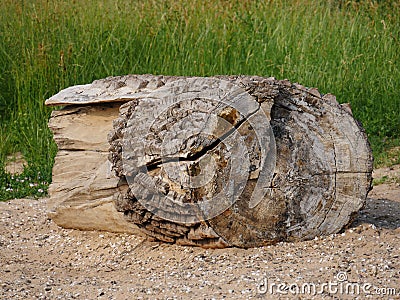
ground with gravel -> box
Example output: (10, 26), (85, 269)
(0, 167), (399, 299)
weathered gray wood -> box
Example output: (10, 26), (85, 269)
(45, 74), (179, 106)
(106, 75), (373, 248)
(46, 75), (372, 247)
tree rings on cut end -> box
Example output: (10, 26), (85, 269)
(107, 75), (372, 248)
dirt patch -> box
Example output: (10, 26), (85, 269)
(4, 152), (27, 175)
(373, 164), (400, 185)
(0, 167), (399, 299)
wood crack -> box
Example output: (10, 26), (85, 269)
(146, 103), (261, 170)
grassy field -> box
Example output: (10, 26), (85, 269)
(0, 0), (399, 200)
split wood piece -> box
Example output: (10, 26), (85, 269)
(47, 104), (142, 234)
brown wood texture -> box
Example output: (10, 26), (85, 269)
(104, 75), (373, 248)
(46, 75), (372, 248)
(47, 104), (143, 234)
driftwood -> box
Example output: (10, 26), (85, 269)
(46, 75), (373, 248)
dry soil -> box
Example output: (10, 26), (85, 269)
(0, 167), (399, 299)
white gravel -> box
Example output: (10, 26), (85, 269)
(0, 182), (399, 299)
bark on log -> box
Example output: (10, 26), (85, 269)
(46, 75), (373, 248)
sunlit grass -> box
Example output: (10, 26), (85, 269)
(0, 0), (399, 200)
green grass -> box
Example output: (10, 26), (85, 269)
(1, 0), (399, 200)
(0, 167), (48, 200)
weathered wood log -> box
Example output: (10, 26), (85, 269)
(46, 75), (373, 248)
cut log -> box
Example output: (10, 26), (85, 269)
(46, 75), (373, 248)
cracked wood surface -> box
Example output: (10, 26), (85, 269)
(106, 75), (372, 248)
(47, 75), (373, 248)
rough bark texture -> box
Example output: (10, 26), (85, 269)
(46, 75), (373, 248)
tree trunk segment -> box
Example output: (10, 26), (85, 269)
(102, 75), (373, 248)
